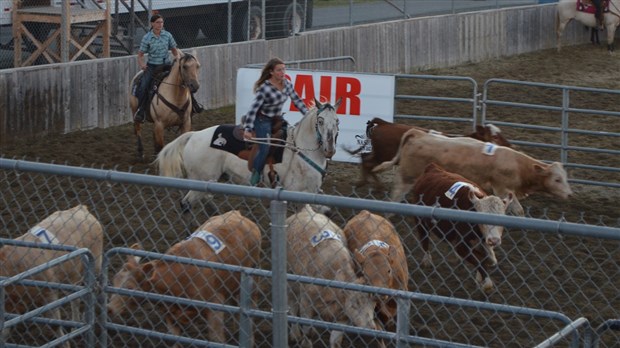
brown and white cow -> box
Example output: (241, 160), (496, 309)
(286, 205), (380, 348)
(107, 210), (261, 346)
(1, 205), (103, 348)
(373, 127), (572, 216)
(343, 210), (409, 332)
(411, 163), (513, 292)
(344, 117), (512, 190)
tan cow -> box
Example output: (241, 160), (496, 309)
(343, 210), (409, 332)
(286, 205), (381, 348)
(373, 127), (573, 215)
(107, 210), (261, 346)
(344, 117), (512, 190)
(0, 205), (104, 348)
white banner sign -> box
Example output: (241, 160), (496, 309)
(235, 68), (395, 163)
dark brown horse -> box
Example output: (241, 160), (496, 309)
(129, 52), (201, 160)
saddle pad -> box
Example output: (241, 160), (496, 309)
(577, 0), (609, 14)
(210, 125), (248, 154)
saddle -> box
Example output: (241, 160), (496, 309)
(235, 115), (287, 187)
(132, 65), (173, 121)
(208, 116), (287, 188)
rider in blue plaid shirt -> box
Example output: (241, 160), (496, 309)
(243, 57), (308, 186)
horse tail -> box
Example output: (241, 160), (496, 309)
(155, 132), (194, 178)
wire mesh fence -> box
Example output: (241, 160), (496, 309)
(1, 158), (618, 347)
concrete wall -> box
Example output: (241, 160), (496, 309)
(0, 4), (591, 143)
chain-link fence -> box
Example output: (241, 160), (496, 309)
(1, 158), (618, 347)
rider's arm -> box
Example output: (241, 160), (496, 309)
(244, 87), (266, 132)
(137, 51), (146, 70)
(170, 47), (180, 60)
(287, 81), (308, 115)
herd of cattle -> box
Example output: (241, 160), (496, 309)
(0, 118), (577, 346)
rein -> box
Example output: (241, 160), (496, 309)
(246, 105), (335, 178)
(154, 55), (194, 118)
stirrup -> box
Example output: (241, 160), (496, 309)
(134, 108), (145, 123)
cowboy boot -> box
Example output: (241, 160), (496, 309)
(249, 170), (262, 186)
(134, 96), (148, 123)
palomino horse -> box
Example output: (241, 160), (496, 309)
(155, 98), (341, 213)
(556, 0), (620, 53)
(129, 52), (201, 160)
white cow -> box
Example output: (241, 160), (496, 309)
(0, 205), (103, 348)
(286, 205), (381, 348)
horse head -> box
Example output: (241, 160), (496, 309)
(177, 53), (201, 93)
(312, 97), (342, 159)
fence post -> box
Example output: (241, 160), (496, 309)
(396, 296), (410, 348)
(270, 200), (288, 347)
(239, 273), (254, 348)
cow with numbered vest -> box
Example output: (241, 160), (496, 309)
(343, 210), (409, 332)
(107, 210), (261, 346)
(343, 117), (512, 190)
(373, 127), (572, 216)
(411, 163), (513, 292)
(1, 205), (103, 348)
(286, 205), (381, 348)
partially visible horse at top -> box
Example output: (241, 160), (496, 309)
(556, 0), (620, 53)
(129, 52), (201, 160)
(155, 98), (341, 214)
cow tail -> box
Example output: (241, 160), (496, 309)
(154, 132), (193, 178)
(372, 128), (415, 173)
(372, 149), (401, 173)
(341, 144), (365, 156)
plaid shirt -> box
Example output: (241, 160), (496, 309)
(244, 79), (308, 132)
(139, 30), (177, 65)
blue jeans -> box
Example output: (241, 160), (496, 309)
(136, 64), (159, 106)
(252, 115), (272, 174)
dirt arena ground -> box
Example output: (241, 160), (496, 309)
(1, 43), (619, 347)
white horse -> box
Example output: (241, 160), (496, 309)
(155, 99), (341, 213)
(556, 0), (620, 53)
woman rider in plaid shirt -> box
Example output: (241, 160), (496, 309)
(243, 57), (309, 186)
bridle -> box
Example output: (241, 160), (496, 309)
(158, 54), (196, 89)
(154, 54), (196, 118)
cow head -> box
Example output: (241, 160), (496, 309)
(354, 248), (396, 295)
(334, 269), (378, 331)
(344, 277), (380, 331)
(107, 244), (154, 318)
(470, 191), (513, 249)
(538, 162), (573, 199)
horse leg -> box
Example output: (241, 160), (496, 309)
(590, 27), (599, 45)
(606, 24), (617, 53)
(556, 18), (571, 52)
(133, 122), (145, 161)
(153, 123), (165, 156)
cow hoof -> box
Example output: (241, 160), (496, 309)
(421, 253), (433, 268)
(180, 200), (191, 213)
(476, 273), (494, 293)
